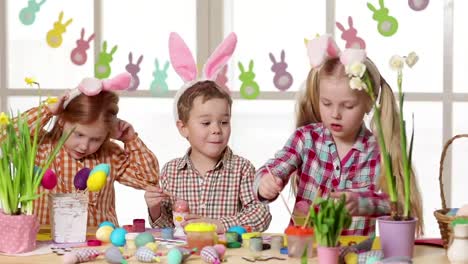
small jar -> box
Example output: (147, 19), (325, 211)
(284, 225), (314, 258)
(184, 223), (217, 251)
(241, 232), (261, 249)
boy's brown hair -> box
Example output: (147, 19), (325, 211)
(177, 80), (232, 123)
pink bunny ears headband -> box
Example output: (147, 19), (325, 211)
(63, 72), (132, 108)
(306, 34), (366, 69)
(169, 32), (237, 121)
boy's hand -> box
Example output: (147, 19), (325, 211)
(258, 173), (283, 200)
(145, 186), (170, 221)
(330, 191), (359, 215)
(112, 119), (137, 143)
(46, 92), (69, 115)
(182, 214), (225, 234)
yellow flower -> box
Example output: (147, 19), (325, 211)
(405, 52), (419, 68)
(24, 77), (36, 87)
(44, 97), (58, 105)
(346, 62), (366, 78)
(389, 55), (405, 71)
(0, 112), (10, 126)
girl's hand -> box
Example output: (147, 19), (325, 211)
(145, 186), (170, 221)
(258, 173), (283, 200)
(46, 92), (70, 115)
(330, 191), (359, 215)
(112, 118), (137, 143)
(182, 214), (226, 234)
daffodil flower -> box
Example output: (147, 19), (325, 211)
(405, 52), (419, 68)
(389, 55), (405, 71)
(24, 77), (37, 87)
(0, 112), (10, 126)
(346, 62), (366, 78)
(44, 97), (58, 105)
(349, 77), (367, 91)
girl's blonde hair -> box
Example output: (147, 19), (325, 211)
(295, 58), (424, 235)
(46, 91), (119, 155)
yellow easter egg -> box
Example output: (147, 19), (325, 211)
(96, 226), (114, 242)
(87, 171), (107, 192)
(144, 242), (158, 252)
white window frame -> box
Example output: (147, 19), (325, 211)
(0, 0), (464, 207)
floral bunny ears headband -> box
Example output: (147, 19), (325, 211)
(63, 72), (132, 108)
(306, 34), (373, 92)
(169, 32), (237, 121)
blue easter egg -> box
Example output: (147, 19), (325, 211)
(110, 228), (127, 247)
(90, 163), (111, 177)
(167, 248), (183, 264)
(99, 221), (116, 229)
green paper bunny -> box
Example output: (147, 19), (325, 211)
(238, 60), (260, 99)
(95, 41), (118, 79)
(367, 0), (399, 37)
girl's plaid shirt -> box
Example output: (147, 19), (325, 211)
(254, 123), (390, 236)
(24, 107), (159, 226)
(150, 147), (272, 232)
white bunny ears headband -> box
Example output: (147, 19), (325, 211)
(169, 32), (237, 121)
(63, 72), (132, 108)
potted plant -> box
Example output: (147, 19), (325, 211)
(0, 79), (70, 253)
(346, 52), (421, 257)
(308, 194), (352, 264)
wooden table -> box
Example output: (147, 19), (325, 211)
(0, 245), (449, 264)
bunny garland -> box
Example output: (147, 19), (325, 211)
(125, 52), (144, 91)
(71, 28), (95, 65)
(19, 0), (46, 26)
(169, 32), (237, 121)
(46, 11), (73, 48)
(63, 72), (132, 108)
(336, 16), (366, 49)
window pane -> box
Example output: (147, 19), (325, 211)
(101, 0), (196, 92)
(224, 0), (326, 93)
(7, 0), (94, 89)
(403, 102), (442, 237)
(336, 0), (443, 93)
(454, 1), (468, 93)
(452, 104), (468, 210)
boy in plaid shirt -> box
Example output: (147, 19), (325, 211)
(145, 32), (271, 233)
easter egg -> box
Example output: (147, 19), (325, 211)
(87, 171), (107, 192)
(99, 221), (116, 229)
(90, 163), (110, 176)
(63, 252), (78, 264)
(41, 169), (57, 190)
(105, 246), (124, 264)
(201, 246), (220, 264)
(144, 242), (158, 252)
(96, 225), (114, 242)
(74, 167), (91, 190)
(136, 247), (158, 263)
(135, 232), (155, 248)
(33, 166), (42, 176)
(293, 200), (310, 216)
(110, 228), (127, 247)
(213, 244), (226, 259)
(167, 248), (183, 264)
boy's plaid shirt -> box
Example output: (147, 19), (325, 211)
(150, 147), (272, 232)
(254, 123), (390, 236)
(23, 107), (159, 226)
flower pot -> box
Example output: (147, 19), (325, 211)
(0, 210), (39, 253)
(49, 193), (88, 243)
(317, 246), (340, 264)
(378, 216), (417, 258)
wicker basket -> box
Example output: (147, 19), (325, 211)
(433, 134), (468, 249)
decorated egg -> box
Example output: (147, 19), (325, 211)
(96, 225), (114, 242)
(105, 246), (125, 264)
(87, 171), (107, 192)
(293, 200), (310, 216)
(135, 232), (155, 248)
(99, 221), (116, 229)
(90, 163), (110, 176)
(213, 244), (226, 259)
(74, 167), (91, 190)
(41, 169), (57, 190)
(136, 247), (159, 263)
(110, 227), (127, 247)
(144, 242), (158, 252)
(167, 248), (183, 264)
(201, 246), (220, 264)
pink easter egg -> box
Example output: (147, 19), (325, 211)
(41, 169), (57, 190)
(213, 244), (226, 259)
(74, 167), (91, 190)
(293, 200), (310, 216)
(201, 246), (220, 264)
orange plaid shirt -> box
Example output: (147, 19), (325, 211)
(23, 107), (159, 226)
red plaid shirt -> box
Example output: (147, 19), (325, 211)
(23, 107), (159, 226)
(254, 123), (389, 236)
(150, 147), (271, 232)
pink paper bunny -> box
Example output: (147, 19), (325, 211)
(336, 16), (366, 49)
(169, 32), (237, 120)
(269, 50), (293, 91)
(125, 52), (144, 91)
(70, 28), (95, 66)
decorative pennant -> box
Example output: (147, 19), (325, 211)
(19, 0), (46, 25)
(94, 41), (118, 79)
(336, 16), (366, 49)
(269, 50), (293, 91)
(238, 60), (260, 99)
(70, 28), (95, 66)
(150, 58), (169, 96)
(214, 65), (230, 93)
(367, 0), (399, 37)
(408, 0), (429, 11)
(46, 11), (73, 48)
(125, 52), (144, 91)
